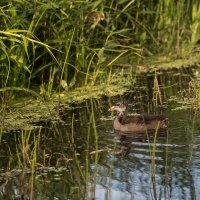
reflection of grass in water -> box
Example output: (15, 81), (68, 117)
(187, 110), (197, 199)
(82, 98), (117, 199)
(14, 128), (41, 199)
(2, 75), (200, 199)
(89, 98), (98, 199)
(150, 123), (160, 200)
(148, 107), (197, 199)
(146, 121), (170, 200)
(4, 114), (90, 199)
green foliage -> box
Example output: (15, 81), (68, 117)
(0, 0), (199, 98)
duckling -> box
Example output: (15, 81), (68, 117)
(109, 101), (167, 133)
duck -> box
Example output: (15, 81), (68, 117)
(109, 101), (167, 133)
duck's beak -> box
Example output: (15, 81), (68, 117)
(108, 106), (115, 111)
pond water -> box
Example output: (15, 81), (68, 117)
(0, 70), (200, 200)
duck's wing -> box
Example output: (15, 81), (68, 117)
(123, 115), (167, 125)
(123, 115), (145, 125)
(143, 114), (167, 123)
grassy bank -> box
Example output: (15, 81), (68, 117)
(0, 0), (199, 101)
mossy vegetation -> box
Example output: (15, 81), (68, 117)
(0, 74), (132, 131)
(0, 0), (199, 130)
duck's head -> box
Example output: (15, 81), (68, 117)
(109, 101), (127, 114)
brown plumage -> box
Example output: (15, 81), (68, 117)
(109, 101), (167, 133)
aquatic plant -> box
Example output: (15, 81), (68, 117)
(0, 0), (199, 101)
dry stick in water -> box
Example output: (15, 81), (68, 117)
(154, 75), (163, 106)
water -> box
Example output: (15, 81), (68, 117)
(91, 105), (200, 200)
(0, 71), (200, 199)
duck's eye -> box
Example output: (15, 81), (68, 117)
(116, 103), (120, 106)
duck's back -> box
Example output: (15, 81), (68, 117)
(114, 114), (167, 133)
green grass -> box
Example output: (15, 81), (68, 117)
(0, 0), (199, 101)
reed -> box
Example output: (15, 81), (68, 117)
(87, 99), (99, 199)
(12, 129), (41, 199)
(0, 0), (198, 101)
(152, 73), (163, 111)
(163, 130), (169, 199)
(150, 123), (160, 200)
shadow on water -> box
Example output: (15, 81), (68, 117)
(0, 69), (200, 199)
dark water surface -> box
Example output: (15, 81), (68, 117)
(94, 108), (200, 200)
(0, 71), (200, 200)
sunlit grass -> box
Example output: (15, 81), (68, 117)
(0, 0), (199, 103)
